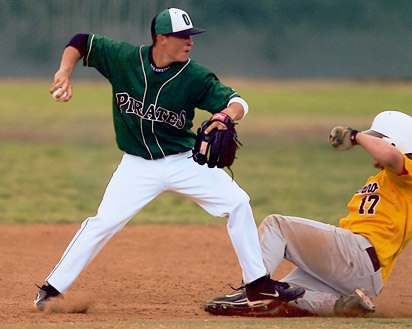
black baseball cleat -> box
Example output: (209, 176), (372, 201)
(204, 277), (305, 316)
(245, 275), (305, 307)
(34, 284), (63, 311)
(204, 285), (281, 316)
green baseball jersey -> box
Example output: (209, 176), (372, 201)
(84, 34), (240, 160)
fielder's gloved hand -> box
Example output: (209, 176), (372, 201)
(192, 112), (241, 169)
(329, 126), (359, 150)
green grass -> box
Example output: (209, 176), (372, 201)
(1, 79), (412, 226)
(4, 317), (412, 329)
(0, 136), (373, 225)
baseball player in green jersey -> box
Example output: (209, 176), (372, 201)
(204, 110), (412, 317)
(34, 8), (304, 311)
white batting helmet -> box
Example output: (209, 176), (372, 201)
(363, 110), (412, 154)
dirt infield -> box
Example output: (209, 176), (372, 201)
(1, 224), (411, 326)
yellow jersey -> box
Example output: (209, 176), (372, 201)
(339, 155), (412, 282)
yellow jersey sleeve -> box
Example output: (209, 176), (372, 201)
(339, 155), (412, 282)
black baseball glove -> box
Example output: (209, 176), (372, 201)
(192, 112), (242, 169)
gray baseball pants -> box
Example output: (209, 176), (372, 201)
(259, 214), (383, 315)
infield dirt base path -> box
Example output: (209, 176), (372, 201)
(1, 224), (411, 326)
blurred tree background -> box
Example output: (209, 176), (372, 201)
(1, 0), (412, 79)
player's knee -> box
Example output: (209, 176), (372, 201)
(86, 213), (126, 235)
(258, 214), (284, 233)
(262, 214), (284, 225)
(230, 190), (251, 212)
(236, 189), (251, 205)
(221, 190), (251, 221)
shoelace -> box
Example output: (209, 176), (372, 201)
(274, 281), (291, 289)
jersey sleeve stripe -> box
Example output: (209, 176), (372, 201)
(85, 34), (95, 67)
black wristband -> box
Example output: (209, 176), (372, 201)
(350, 129), (359, 145)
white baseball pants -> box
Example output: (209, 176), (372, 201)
(46, 152), (267, 292)
(259, 214), (383, 315)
